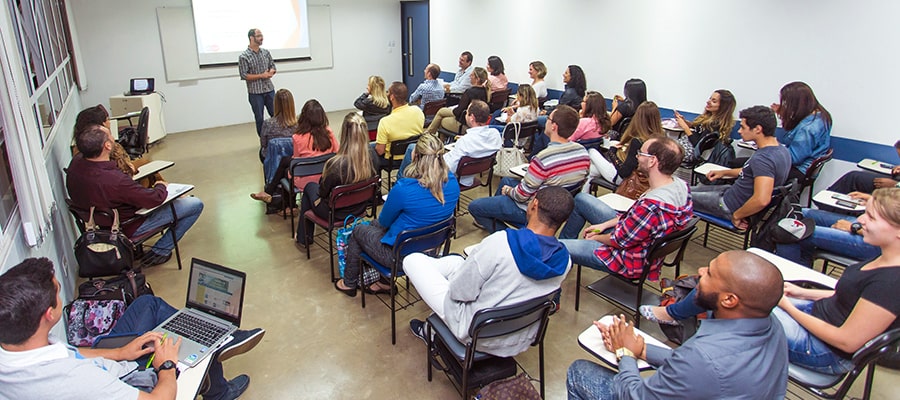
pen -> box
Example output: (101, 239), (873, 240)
(146, 332), (168, 369)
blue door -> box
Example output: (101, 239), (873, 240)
(401, 1), (429, 90)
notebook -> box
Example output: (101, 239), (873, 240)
(152, 258), (246, 368)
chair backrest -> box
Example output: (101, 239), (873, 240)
(826, 327), (900, 398)
(289, 153), (335, 179)
(423, 99), (447, 117)
(644, 217), (699, 278)
(502, 121), (539, 153)
(65, 198), (140, 235)
(135, 106), (150, 151)
(329, 176), (381, 214)
(612, 116), (632, 135)
(65, 198), (89, 234)
(576, 137), (604, 152)
(394, 216), (455, 260)
(802, 148), (834, 184)
(390, 135), (422, 159)
(469, 289), (559, 346)
(489, 89), (511, 113)
(456, 153), (496, 179)
(693, 133), (720, 162)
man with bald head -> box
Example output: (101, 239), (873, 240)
(567, 250), (788, 399)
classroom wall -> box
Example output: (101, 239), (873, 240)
(430, 0), (899, 147)
(69, 0), (403, 134)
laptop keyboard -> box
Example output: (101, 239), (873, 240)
(162, 313), (230, 347)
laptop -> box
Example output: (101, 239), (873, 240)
(128, 78), (155, 95)
(152, 258), (247, 367)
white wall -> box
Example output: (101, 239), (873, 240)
(431, 0), (899, 147)
(70, 0), (402, 133)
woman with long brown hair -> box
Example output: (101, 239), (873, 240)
(260, 89), (298, 158)
(589, 101), (663, 184)
(674, 89), (736, 145)
(772, 81), (833, 181)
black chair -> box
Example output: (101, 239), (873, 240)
(501, 121), (539, 156)
(788, 327), (900, 400)
(116, 106), (150, 159)
(488, 89), (511, 113)
(684, 133), (720, 185)
(360, 216), (455, 344)
(611, 116), (632, 137)
(65, 198), (183, 272)
(423, 99), (447, 127)
(381, 135), (421, 190)
(576, 137), (605, 152)
(813, 250), (860, 275)
(799, 148), (834, 207)
(302, 176), (381, 282)
(279, 153), (335, 236)
(425, 289), (559, 399)
(576, 218), (699, 328)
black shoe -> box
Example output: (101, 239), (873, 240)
(409, 319), (428, 344)
(218, 328), (265, 362)
(203, 374), (249, 400)
(334, 280), (357, 297)
(140, 252), (172, 268)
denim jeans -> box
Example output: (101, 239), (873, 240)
(131, 197), (203, 256)
(689, 184), (733, 221)
(248, 90), (275, 137)
(559, 192), (619, 239)
(467, 177), (527, 232)
(110, 296), (229, 399)
(559, 239), (613, 274)
(396, 143), (416, 178)
(665, 288), (705, 320)
(772, 298), (854, 375)
(775, 208), (878, 267)
(566, 359), (618, 399)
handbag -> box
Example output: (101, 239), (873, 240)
(615, 170), (650, 200)
(78, 270), (154, 305)
(475, 373), (541, 400)
(335, 215), (380, 286)
(493, 122), (528, 178)
(74, 207), (135, 278)
(65, 298), (127, 347)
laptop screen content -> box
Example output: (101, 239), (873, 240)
(186, 259), (246, 324)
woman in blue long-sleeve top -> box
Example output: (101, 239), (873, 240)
(772, 81), (832, 181)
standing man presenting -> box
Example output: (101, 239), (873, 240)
(239, 28), (276, 137)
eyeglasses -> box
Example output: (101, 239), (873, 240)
(636, 151), (655, 158)
(547, 117), (556, 124)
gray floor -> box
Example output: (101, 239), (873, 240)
(130, 111), (898, 399)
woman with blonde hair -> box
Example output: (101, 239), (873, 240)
(335, 134), (459, 296)
(296, 113), (375, 244)
(589, 101), (664, 184)
(353, 76), (391, 128)
(529, 61), (548, 99)
(425, 67), (491, 137)
(260, 89), (299, 157)
(496, 84), (539, 124)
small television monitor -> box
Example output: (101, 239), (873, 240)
(129, 78), (155, 95)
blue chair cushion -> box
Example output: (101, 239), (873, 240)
(695, 211), (738, 230)
(359, 252), (399, 279)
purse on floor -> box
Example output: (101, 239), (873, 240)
(335, 215), (380, 286)
(615, 170), (650, 200)
(74, 207), (135, 278)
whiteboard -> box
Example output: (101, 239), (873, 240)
(156, 5), (333, 82)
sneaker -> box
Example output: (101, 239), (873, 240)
(409, 319), (429, 344)
(218, 328), (265, 362)
(203, 374), (249, 400)
(139, 252), (172, 268)
(472, 219), (487, 231)
(639, 305), (680, 326)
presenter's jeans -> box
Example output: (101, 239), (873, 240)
(249, 90), (275, 136)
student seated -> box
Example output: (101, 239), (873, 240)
(673, 89), (736, 155)
(489, 84), (539, 146)
(819, 139), (900, 214)
(691, 105), (791, 229)
(259, 89), (299, 162)
(295, 113), (376, 245)
(443, 51), (474, 95)
(468, 105), (589, 232)
(567, 250), (788, 399)
(408, 63), (445, 109)
(568, 91), (612, 143)
(588, 101), (664, 185)
(404, 187), (574, 356)
(771, 81), (832, 181)
(372, 82), (425, 172)
(485, 55), (508, 92)
(334, 135), (459, 296)
(0, 258), (265, 400)
(643, 188), (900, 376)
(527, 61), (548, 100)
(556, 65), (586, 111)
(609, 78), (647, 133)
(560, 137), (693, 282)
(353, 75), (391, 128)
(425, 67), (490, 137)
(775, 204), (881, 267)
(251, 99), (338, 205)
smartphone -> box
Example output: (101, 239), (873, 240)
(835, 199), (859, 209)
(831, 193), (863, 204)
(880, 163), (894, 169)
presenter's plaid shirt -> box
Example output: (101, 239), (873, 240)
(238, 47), (275, 94)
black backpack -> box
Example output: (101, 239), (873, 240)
(750, 180), (803, 252)
(696, 138), (736, 185)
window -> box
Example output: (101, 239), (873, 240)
(0, 128), (17, 230)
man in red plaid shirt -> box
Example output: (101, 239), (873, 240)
(560, 137), (693, 281)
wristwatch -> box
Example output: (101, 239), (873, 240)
(157, 360), (180, 378)
(615, 347), (635, 361)
(850, 222), (863, 235)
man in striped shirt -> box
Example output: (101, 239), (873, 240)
(238, 28), (276, 137)
(469, 105), (589, 232)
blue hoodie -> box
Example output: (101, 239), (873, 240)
(505, 228), (569, 280)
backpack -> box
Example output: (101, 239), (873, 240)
(750, 180), (803, 252)
(697, 138), (736, 185)
(658, 275), (706, 344)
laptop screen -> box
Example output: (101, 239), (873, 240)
(186, 258), (246, 326)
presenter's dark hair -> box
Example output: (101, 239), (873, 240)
(0, 258), (57, 345)
(534, 186), (574, 230)
(566, 65), (587, 97)
(487, 56), (505, 76)
(74, 104), (109, 137)
(75, 124), (109, 158)
(739, 105), (778, 137)
(247, 28), (258, 39)
(388, 82), (409, 105)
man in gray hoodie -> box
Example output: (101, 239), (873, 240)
(403, 186), (574, 357)
(560, 137), (693, 282)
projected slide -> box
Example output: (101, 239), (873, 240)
(191, 0), (311, 66)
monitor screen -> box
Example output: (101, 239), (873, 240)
(129, 78), (155, 94)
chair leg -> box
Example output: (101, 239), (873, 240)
(360, 262), (367, 309)
(575, 264), (582, 311)
(702, 222), (710, 247)
(328, 229), (337, 282)
(168, 202), (182, 270)
(539, 341), (546, 399)
(426, 321), (434, 382)
(862, 363), (876, 400)
(391, 277), (397, 345)
(634, 284), (643, 329)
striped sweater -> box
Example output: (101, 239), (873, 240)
(511, 141), (590, 209)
